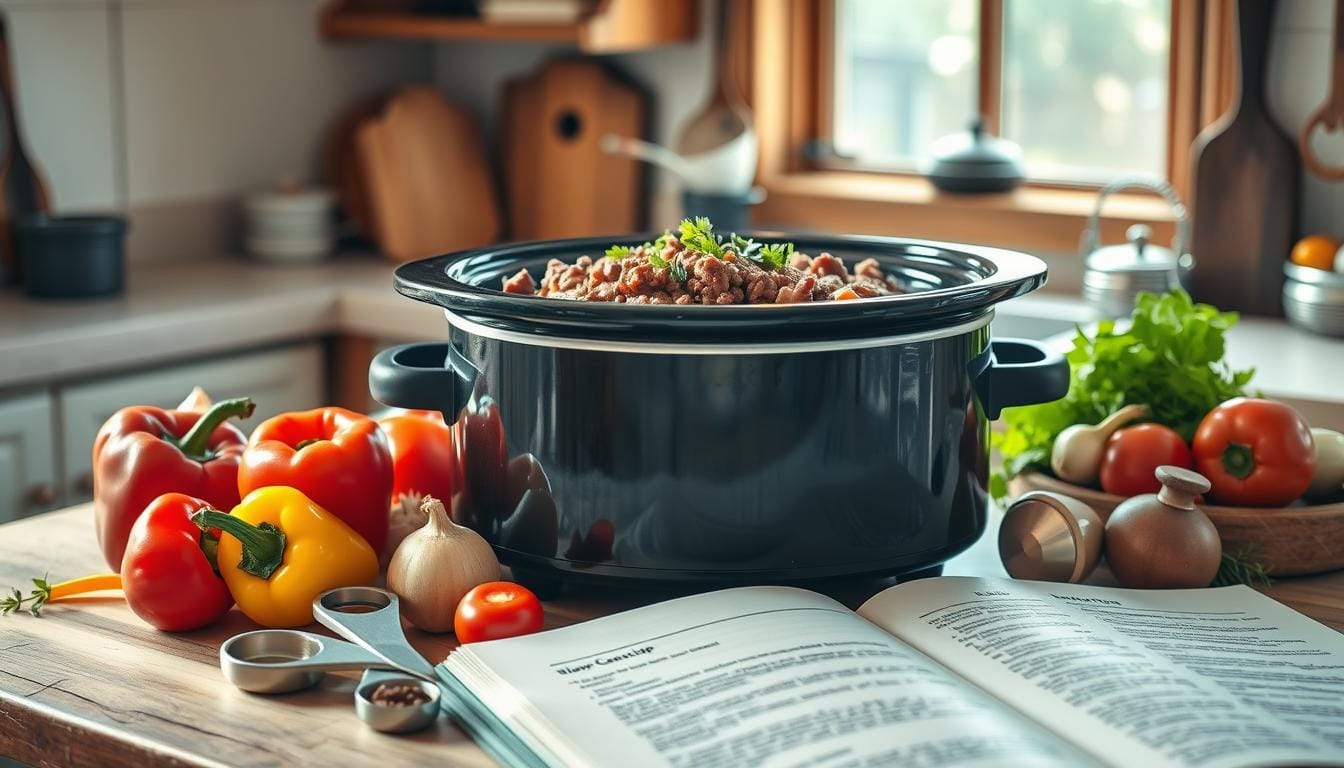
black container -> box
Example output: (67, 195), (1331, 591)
(682, 187), (765, 234)
(370, 233), (1068, 588)
(19, 215), (127, 299)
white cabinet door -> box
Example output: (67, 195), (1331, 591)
(59, 343), (324, 504)
(0, 391), (59, 523)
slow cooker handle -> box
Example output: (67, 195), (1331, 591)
(973, 338), (1070, 420)
(368, 342), (478, 419)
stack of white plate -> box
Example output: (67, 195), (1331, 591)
(243, 187), (336, 263)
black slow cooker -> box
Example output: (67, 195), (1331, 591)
(369, 233), (1068, 589)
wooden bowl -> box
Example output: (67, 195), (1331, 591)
(1007, 472), (1344, 577)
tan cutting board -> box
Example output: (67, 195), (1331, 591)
(502, 58), (647, 240)
(357, 86), (501, 261)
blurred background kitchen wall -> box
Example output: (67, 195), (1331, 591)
(5, 0), (1344, 257)
(1, 0), (432, 262)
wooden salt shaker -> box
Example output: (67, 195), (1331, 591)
(1104, 466), (1222, 588)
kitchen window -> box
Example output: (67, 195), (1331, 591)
(748, 0), (1234, 256)
(831, 0), (1170, 183)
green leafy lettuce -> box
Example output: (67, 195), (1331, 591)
(994, 289), (1254, 486)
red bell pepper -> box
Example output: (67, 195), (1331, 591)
(121, 493), (234, 631)
(238, 407), (392, 555)
(93, 397), (254, 570)
(379, 410), (459, 505)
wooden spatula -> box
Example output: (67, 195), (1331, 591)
(1187, 0), (1298, 316)
(676, 0), (751, 157)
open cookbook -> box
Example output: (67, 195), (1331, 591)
(436, 576), (1344, 768)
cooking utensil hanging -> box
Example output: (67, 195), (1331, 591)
(0, 9), (52, 285)
(1301, 0), (1344, 178)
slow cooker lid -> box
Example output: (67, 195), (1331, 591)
(393, 232), (1047, 343)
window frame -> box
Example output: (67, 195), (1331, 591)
(747, 0), (1232, 259)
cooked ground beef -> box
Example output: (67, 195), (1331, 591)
(501, 236), (902, 305)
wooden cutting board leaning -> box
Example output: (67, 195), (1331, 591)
(501, 58), (648, 240)
(356, 86), (501, 262)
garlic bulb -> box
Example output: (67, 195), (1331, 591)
(387, 495), (500, 632)
(382, 492), (429, 567)
(1050, 404), (1149, 486)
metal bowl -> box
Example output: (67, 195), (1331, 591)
(1283, 262), (1344, 337)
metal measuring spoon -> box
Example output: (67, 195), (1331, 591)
(311, 586), (436, 680)
(313, 586), (442, 733)
(220, 629), (395, 694)
(218, 586), (441, 733)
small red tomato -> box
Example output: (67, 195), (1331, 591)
(454, 581), (544, 644)
(1193, 398), (1316, 506)
(1099, 424), (1193, 497)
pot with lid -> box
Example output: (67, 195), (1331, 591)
(924, 117), (1025, 194)
(369, 233), (1069, 590)
(1081, 178), (1193, 317)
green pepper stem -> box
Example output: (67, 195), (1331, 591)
(173, 398), (255, 461)
(1221, 442), (1256, 480)
(191, 508), (285, 580)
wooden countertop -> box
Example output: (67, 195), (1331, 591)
(2, 505), (1341, 767)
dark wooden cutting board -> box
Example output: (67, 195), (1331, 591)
(1187, 0), (1298, 316)
(501, 58), (648, 240)
(0, 11), (51, 285)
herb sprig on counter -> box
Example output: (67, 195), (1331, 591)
(1211, 545), (1272, 588)
(1, 574), (52, 617)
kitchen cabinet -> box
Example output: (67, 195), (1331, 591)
(58, 343), (324, 505)
(0, 391), (59, 524)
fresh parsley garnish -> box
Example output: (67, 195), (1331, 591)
(597, 220), (794, 278)
(730, 233), (762, 259)
(678, 217), (725, 258)
(755, 242), (794, 271)
(651, 231), (672, 253)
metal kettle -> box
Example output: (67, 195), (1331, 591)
(1080, 178), (1193, 317)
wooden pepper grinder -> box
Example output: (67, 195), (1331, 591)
(1105, 466), (1222, 588)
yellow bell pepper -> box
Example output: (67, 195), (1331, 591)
(192, 486), (378, 628)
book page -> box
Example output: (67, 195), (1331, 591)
(859, 577), (1344, 768)
(443, 586), (1098, 768)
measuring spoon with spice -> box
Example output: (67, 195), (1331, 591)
(219, 586), (442, 733)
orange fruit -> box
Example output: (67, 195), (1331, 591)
(1290, 235), (1340, 271)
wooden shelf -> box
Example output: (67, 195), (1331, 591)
(319, 0), (698, 54)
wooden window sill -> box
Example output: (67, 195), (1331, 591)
(752, 171), (1177, 256)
